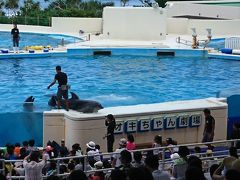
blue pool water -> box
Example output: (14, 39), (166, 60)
(1, 55), (240, 146)
(0, 31), (81, 50)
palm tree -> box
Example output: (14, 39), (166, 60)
(5, 0), (19, 16)
(0, 0), (5, 15)
(121, 0), (129, 7)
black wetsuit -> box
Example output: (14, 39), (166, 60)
(55, 72), (68, 100)
(11, 27), (19, 47)
(105, 120), (116, 152)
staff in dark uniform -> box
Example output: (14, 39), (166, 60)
(11, 23), (20, 53)
(202, 108), (215, 143)
(47, 66), (69, 111)
(105, 114), (116, 152)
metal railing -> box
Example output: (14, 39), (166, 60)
(0, 139), (239, 179)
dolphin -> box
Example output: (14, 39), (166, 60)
(23, 96), (35, 111)
(48, 92), (104, 113)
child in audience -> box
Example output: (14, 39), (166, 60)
(126, 134), (136, 150)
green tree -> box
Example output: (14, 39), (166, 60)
(121, 0), (129, 6)
(0, 0), (5, 15)
(20, 0), (41, 16)
(5, 0), (19, 16)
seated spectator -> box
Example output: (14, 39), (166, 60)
(75, 157), (92, 171)
(95, 144), (103, 161)
(110, 169), (126, 180)
(185, 167), (206, 180)
(90, 161), (105, 180)
(14, 143), (21, 157)
(19, 147), (28, 159)
(22, 141), (29, 155)
(86, 141), (101, 166)
(28, 139), (36, 152)
(222, 146), (238, 174)
(152, 135), (162, 158)
(230, 123), (240, 148)
(71, 143), (82, 156)
(23, 150), (46, 179)
(225, 169), (240, 180)
(112, 138), (127, 168)
(5, 144), (17, 160)
(14, 161), (24, 176)
(47, 160), (57, 176)
(172, 146), (189, 180)
(68, 161), (75, 173)
(68, 169), (88, 180)
(119, 150), (132, 170)
(232, 159), (240, 172)
(127, 167), (154, 180)
(210, 164), (219, 179)
(132, 151), (144, 168)
(126, 134), (136, 151)
(166, 138), (178, 156)
(187, 155), (203, 171)
(145, 155), (170, 180)
(59, 139), (69, 157)
(194, 146), (202, 157)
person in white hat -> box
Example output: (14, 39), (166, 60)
(86, 141), (100, 164)
(112, 138), (127, 168)
(90, 161), (105, 180)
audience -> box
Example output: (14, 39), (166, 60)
(126, 134), (136, 151)
(172, 146), (189, 180)
(145, 155), (170, 180)
(23, 150), (46, 180)
(112, 138), (127, 168)
(1, 135), (238, 180)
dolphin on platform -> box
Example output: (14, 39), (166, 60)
(48, 92), (104, 113)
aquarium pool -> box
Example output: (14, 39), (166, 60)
(1, 54), (240, 146)
(0, 31), (81, 50)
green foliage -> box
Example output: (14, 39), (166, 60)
(0, 0), (114, 26)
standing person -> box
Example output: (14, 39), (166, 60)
(202, 108), (215, 143)
(23, 150), (46, 180)
(11, 23), (20, 53)
(105, 114), (116, 152)
(47, 66), (69, 111)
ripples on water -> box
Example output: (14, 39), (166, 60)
(1, 55), (240, 112)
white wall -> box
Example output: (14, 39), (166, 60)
(0, 24), (52, 33)
(167, 18), (188, 34)
(44, 98), (227, 152)
(51, 17), (102, 34)
(167, 18), (240, 36)
(187, 19), (240, 36)
(103, 7), (167, 41)
(166, 2), (240, 19)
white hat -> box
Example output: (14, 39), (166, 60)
(94, 161), (103, 168)
(170, 153), (180, 160)
(119, 138), (127, 146)
(86, 141), (96, 150)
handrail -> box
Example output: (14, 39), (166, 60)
(1, 139), (238, 179)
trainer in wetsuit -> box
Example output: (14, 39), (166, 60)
(105, 114), (116, 152)
(11, 23), (20, 53)
(47, 66), (69, 111)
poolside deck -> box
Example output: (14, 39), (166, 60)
(209, 52), (240, 60)
(0, 49), (67, 59)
